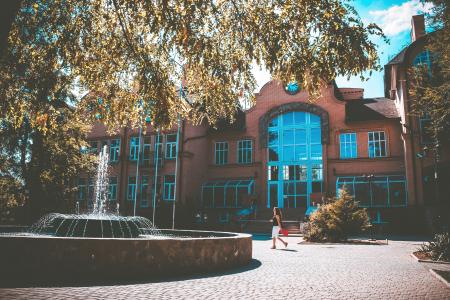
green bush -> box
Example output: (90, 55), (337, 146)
(420, 232), (450, 262)
(304, 188), (370, 242)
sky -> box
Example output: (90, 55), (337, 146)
(252, 0), (434, 98)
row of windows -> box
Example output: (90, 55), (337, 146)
(85, 133), (178, 163)
(77, 175), (175, 207)
(339, 131), (387, 159)
(336, 175), (407, 207)
(78, 177), (118, 201)
(126, 175), (175, 204)
(214, 140), (253, 165)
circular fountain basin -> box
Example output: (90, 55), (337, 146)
(0, 229), (252, 281)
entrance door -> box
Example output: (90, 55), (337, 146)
(267, 111), (323, 209)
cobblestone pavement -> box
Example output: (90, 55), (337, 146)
(1, 237), (449, 300)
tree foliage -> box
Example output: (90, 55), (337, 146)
(0, 114), (96, 221)
(304, 188), (370, 242)
(1, 0), (384, 133)
(409, 0), (450, 146)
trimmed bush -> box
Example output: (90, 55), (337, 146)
(304, 188), (370, 242)
(420, 232), (450, 262)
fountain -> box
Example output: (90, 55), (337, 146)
(0, 145), (252, 283)
(27, 146), (159, 238)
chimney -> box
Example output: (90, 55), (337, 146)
(411, 15), (425, 42)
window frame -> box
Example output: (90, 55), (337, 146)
(109, 139), (120, 162)
(163, 174), (176, 200)
(340, 132), (357, 159)
(129, 137), (140, 161)
(165, 133), (177, 160)
(127, 176), (137, 201)
(214, 141), (229, 165)
(142, 136), (152, 162)
(237, 139), (253, 164)
(108, 176), (117, 200)
(368, 131), (387, 158)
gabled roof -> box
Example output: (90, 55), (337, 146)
(346, 98), (400, 122)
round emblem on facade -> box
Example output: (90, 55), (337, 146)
(285, 81), (300, 95)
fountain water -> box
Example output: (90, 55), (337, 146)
(27, 144), (159, 238)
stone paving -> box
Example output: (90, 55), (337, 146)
(0, 236), (449, 300)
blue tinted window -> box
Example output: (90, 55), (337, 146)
(340, 132), (357, 159)
(282, 112), (295, 126)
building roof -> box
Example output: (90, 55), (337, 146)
(386, 47), (409, 66)
(346, 98), (400, 122)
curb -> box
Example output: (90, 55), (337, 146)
(411, 252), (450, 265)
(430, 269), (450, 289)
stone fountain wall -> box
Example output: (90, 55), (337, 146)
(0, 230), (252, 281)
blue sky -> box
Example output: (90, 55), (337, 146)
(253, 0), (434, 98)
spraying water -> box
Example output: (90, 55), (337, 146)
(25, 144), (160, 238)
(92, 145), (110, 215)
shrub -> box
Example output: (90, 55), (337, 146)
(304, 188), (370, 242)
(420, 232), (450, 262)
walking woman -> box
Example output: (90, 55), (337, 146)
(271, 207), (288, 249)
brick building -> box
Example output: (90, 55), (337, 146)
(77, 16), (449, 231)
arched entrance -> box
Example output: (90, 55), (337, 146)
(267, 111), (323, 209)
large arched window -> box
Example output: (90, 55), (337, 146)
(267, 111), (323, 209)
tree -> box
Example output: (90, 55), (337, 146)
(0, 113), (96, 222)
(304, 188), (370, 242)
(409, 0), (450, 146)
(1, 0), (385, 133)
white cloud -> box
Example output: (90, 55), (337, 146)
(369, 0), (433, 36)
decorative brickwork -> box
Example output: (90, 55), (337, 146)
(258, 102), (330, 148)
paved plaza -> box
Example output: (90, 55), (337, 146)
(0, 236), (449, 300)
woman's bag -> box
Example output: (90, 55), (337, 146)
(280, 228), (289, 236)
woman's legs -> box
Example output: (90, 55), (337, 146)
(277, 237), (288, 247)
(271, 237), (276, 248)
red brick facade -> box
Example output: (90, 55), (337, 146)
(78, 16), (449, 230)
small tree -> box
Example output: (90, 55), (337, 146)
(304, 188), (370, 242)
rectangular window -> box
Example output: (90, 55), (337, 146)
(154, 134), (163, 165)
(109, 139), (120, 162)
(141, 176), (149, 207)
(237, 140), (252, 164)
(127, 176), (136, 201)
(215, 142), (228, 165)
(165, 134), (177, 159)
(340, 132), (357, 159)
(368, 131), (387, 158)
(108, 177), (117, 200)
(163, 175), (175, 200)
(77, 178), (87, 201)
(142, 137), (152, 163)
(129, 137), (140, 160)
